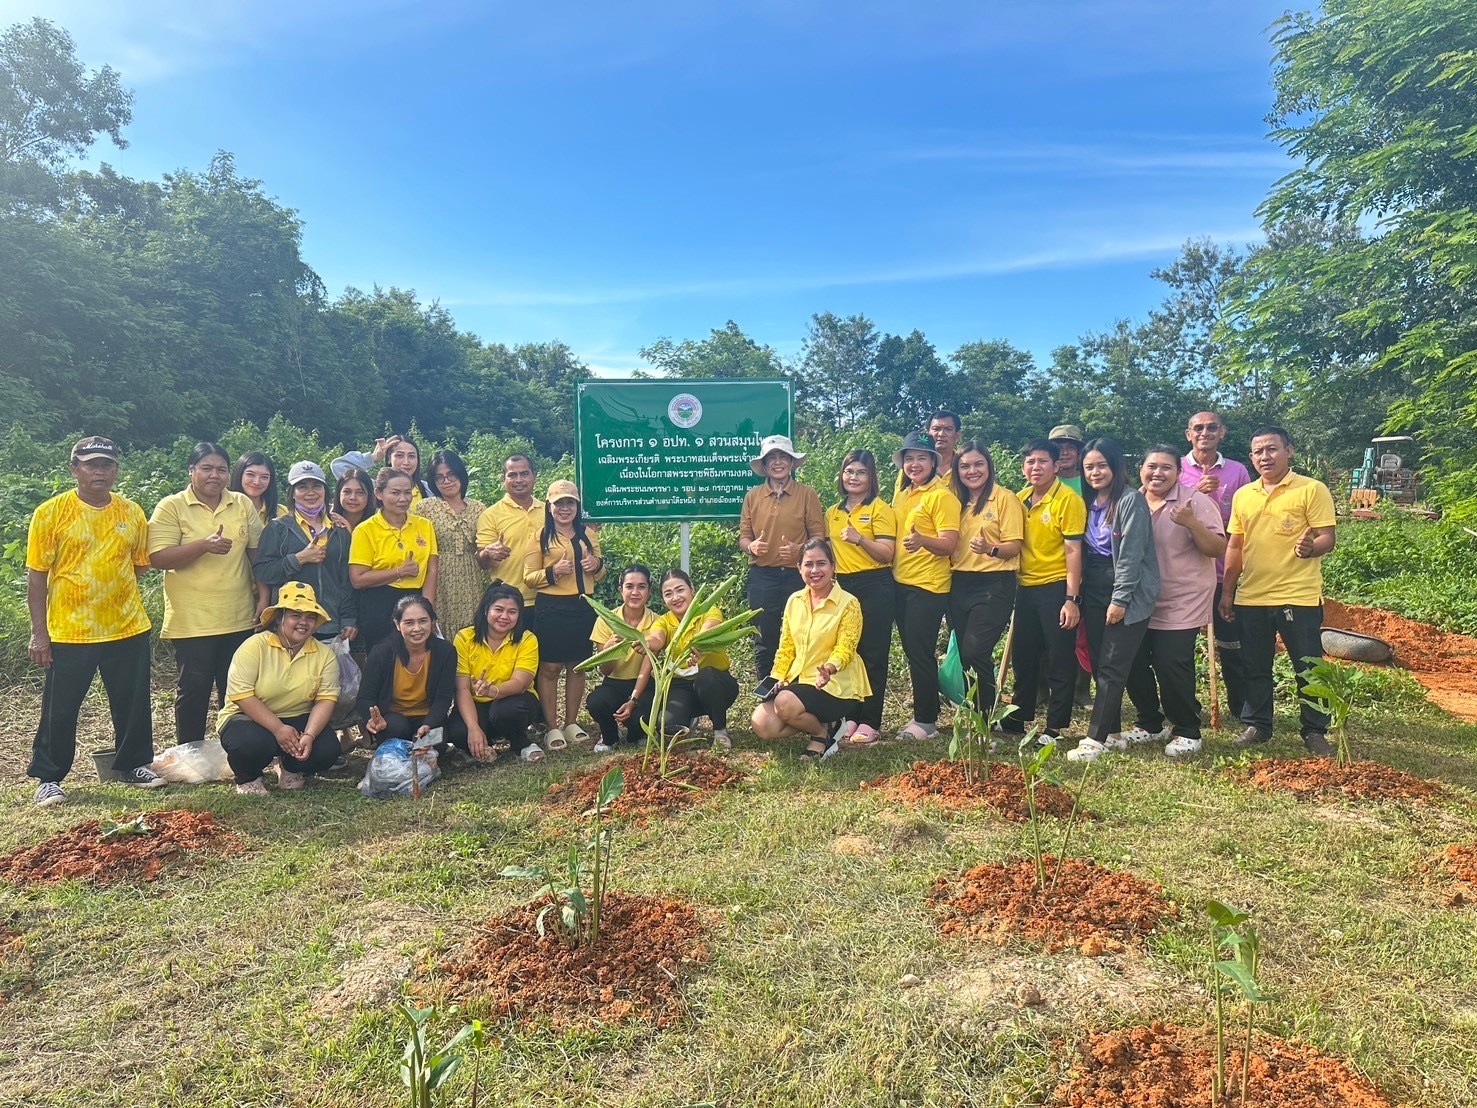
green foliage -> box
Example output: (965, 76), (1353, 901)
(1205, 900), (1270, 1106)
(500, 764), (624, 948)
(1324, 517), (1477, 635)
(1299, 656), (1372, 767)
(397, 1003), (485, 1108)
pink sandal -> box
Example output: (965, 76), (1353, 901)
(848, 724), (881, 746)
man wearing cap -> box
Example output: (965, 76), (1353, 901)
(1220, 426), (1337, 756)
(26, 437), (165, 806)
(739, 435), (825, 679)
(1182, 410), (1252, 721)
(1049, 425), (1086, 499)
(476, 454), (544, 613)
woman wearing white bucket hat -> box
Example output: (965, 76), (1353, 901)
(738, 435), (824, 681)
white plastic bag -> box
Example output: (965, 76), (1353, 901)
(333, 637), (362, 703)
(357, 729), (442, 798)
(150, 740), (233, 784)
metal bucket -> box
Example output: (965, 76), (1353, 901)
(1321, 627), (1394, 664)
(90, 747), (119, 779)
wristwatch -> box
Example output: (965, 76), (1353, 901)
(1065, 594), (1081, 604)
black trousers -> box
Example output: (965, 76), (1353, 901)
(1081, 611), (1150, 742)
(664, 668), (739, 733)
(444, 692), (541, 749)
(219, 712), (341, 784)
(379, 712), (430, 741)
(29, 631), (154, 782)
(949, 571), (1016, 715)
(895, 583), (949, 726)
(1237, 603), (1329, 736)
(838, 569), (895, 728)
(747, 565), (802, 680)
(1125, 627), (1202, 740)
(1212, 581), (1249, 721)
(171, 629), (252, 746)
(586, 677), (655, 745)
(1006, 580), (1077, 735)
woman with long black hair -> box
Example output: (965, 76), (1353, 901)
(523, 479), (605, 748)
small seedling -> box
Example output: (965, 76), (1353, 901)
(99, 815), (153, 841)
(1017, 734), (1097, 892)
(1299, 656), (1371, 767)
(1205, 899), (1272, 1106)
(500, 764), (624, 947)
(579, 575), (758, 778)
(947, 676), (1017, 785)
(397, 1002), (485, 1108)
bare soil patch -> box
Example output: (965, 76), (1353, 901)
(1051, 1021), (1393, 1107)
(1422, 842), (1477, 907)
(443, 891), (707, 1027)
(864, 759), (1083, 822)
(544, 753), (743, 819)
(929, 857), (1177, 952)
(1324, 598), (1477, 723)
(0, 809), (242, 885)
(1234, 758), (1445, 803)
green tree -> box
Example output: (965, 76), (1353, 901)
(1228, 0), (1477, 513)
(798, 312), (878, 431)
(946, 339), (1038, 447)
(0, 18), (132, 209)
(640, 320), (788, 380)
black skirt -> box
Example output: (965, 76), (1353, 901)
(534, 592), (597, 664)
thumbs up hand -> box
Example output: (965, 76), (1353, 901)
(748, 529), (769, 559)
(902, 524), (923, 553)
(366, 705), (387, 735)
(398, 552), (419, 580)
(777, 535), (798, 562)
(202, 525), (233, 555)
(1294, 527), (1318, 559)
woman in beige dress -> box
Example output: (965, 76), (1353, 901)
(413, 449), (487, 637)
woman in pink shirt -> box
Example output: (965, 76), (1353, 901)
(1123, 445), (1227, 757)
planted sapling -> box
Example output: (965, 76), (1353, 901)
(1299, 656), (1371, 767)
(397, 1002), (485, 1108)
(1017, 733), (1098, 893)
(948, 677), (1017, 785)
(1205, 899), (1271, 1107)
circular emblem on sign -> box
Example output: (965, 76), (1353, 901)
(668, 392), (703, 429)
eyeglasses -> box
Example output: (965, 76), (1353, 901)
(434, 472), (459, 484)
(1189, 423), (1221, 432)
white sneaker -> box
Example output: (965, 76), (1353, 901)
(1104, 733), (1132, 752)
(1066, 738), (1106, 763)
(712, 729), (732, 751)
(519, 744), (546, 763)
(1165, 735), (1203, 757)
(34, 781), (65, 807)
(592, 740), (612, 754)
(1117, 726), (1153, 745)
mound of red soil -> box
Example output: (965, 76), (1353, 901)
(930, 857), (1176, 952)
(1323, 598), (1477, 722)
(1424, 843), (1477, 907)
(1234, 757), (1445, 802)
(864, 759), (1083, 822)
(444, 891), (707, 1027)
(544, 753), (742, 819)
(1052, 1021), (1393, 1107)
(0, 810), (242, 885)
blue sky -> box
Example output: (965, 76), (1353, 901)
(11, 0), (1294, 374)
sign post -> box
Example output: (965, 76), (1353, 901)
(574, 379), (794, 526)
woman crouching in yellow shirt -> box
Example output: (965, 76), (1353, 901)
(446, 583), (544, 763)
(750, 539), (870, 761)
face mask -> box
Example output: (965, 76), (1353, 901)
(298, 501), (325, 519)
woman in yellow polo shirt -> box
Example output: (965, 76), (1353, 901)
(644, 568), (740, 749)
(217, 582), (341, 795)
(585, 563), (657, 753)
(890, 431), (960, 740)
(356, 594), (457, 743)
(949, 442), (1025, 720)
(524, 480), (605, 748)
(148, 441), (266, 747)
(348, 469), (439, 654)
(446, 583), (544, 763)
(751, 540), (870, 761)
(825, 449), (896, 745)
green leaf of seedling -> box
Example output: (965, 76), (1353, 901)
(427, 1055), (463, 1091)
(1215, 959), (1271, 1001)
(1205, 899), (1250, 927)
(596, 765), (625, 808)
(576, 641), (634, 672)
(582, 594), (647, 642)
(499, 864), (546, 880)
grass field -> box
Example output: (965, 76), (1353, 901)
(2, 658), (1476, 1108)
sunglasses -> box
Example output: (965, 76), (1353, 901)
(1190, 423), (1221, 432)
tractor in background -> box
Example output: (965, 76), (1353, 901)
(1349, 435), (1438, 518)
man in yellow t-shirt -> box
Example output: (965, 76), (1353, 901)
(26, 437), (166, 805)
(1005, 438), (1086, 742)
(1220, 426), (1337, 754)
(475, 454), (544, 608)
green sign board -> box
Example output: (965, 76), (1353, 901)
(574, 379), (793, 521)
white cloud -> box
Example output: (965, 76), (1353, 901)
(439, 226), (1266, 309)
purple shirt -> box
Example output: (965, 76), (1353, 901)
(1147, 483), (1225, 630)
(1181, 453), (1249, 581)
(1085, 499), (1113, 557)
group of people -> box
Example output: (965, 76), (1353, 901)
(23, 409), (1338, 806)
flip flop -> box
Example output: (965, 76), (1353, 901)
(847, 724), (881, 746)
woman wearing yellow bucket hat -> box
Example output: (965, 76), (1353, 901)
(217, 581), (342, 795)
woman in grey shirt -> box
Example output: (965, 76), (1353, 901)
(1069, 436), (1160, 762)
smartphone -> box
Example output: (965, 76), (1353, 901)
(753, 676), (781, 701)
